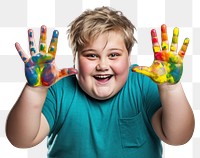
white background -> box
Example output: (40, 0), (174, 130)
(0, 0), (199, 157)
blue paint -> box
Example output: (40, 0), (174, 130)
(32, 54), (41, 63)
(53, 30), (59, 38)
(50, 47), (54, 52)
(29, 32), (33, 37)
(22, 57), (27, 61)
(171, 66), (183, 83)
(25, 67), (38, 86)
(30, 48), (36, 53)
(19, 51), (22, 57)
(41, 27), (45, 33)
(29, 41), (34, 46)
(41, 64), (55, 85)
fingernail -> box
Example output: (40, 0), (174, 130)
(29, 31), (33, 37)
(41, 25), (47, 33)
(173, 27), (179, 36)
(184, 38), (190, 45)
(151, 29), (157, 36)
(161, 24), (167, 33)
(53, 30), (59, 38)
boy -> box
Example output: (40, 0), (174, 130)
(6, 6), (194, 158)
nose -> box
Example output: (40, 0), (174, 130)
(96, 58), (109, 71)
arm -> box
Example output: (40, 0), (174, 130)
(6, 25), (77, 148)
(6, 85), (49, 148)
(133, 24), (195, 145)
(152, 83), (194, 145)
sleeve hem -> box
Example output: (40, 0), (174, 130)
(42, 108), (54, 133)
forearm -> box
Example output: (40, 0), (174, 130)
(158, 82), (195, 145)
(6, 84), (48, 147)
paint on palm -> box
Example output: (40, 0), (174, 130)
(15, 25), (76, 87)
(133, 24), (189, 84)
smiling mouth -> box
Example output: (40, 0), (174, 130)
(93, 75), (113, 82)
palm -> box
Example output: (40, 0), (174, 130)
(147, 51), (183, 84)
(133, 24), (189, 84)
(25, 53), (56, 86)
(16, 25), (77, 87)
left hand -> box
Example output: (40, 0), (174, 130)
(132, 24), (189, 84)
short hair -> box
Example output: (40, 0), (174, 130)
(67, 6), (137, 63)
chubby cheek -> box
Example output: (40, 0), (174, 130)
(77, 58), (94, 79)
(112, 59), (130, 80)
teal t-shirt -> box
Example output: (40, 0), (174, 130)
(42, 65), (162, 158)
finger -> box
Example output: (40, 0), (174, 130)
(178, 38), (190, 59)
(39, 25), (47, 53)
(161, 24), (169, 51)
(58, 68), (78, 79)
(132, 66), (153, 77)
(15, 42), (29, 63)
(170, 27), (179, 53)
(48, 30), (59, 57)
(151, 29), (163, 61)
(151, 29), (161, 53)
(28, 29), (37, 56)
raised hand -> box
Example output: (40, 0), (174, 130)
(15, 25), (78, 87)
(132, 24), (189, 84)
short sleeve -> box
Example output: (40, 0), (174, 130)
(129, 64), (162, 120)
(142, 75), (162, 120)
(42, 76), (77, 134)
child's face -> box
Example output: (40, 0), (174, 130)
(76, 31), (130, 100)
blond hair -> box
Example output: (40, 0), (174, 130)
(67, 6), (137, 63)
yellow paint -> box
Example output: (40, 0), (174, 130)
(153, 46), (160, 52)
(162, 42), (168, 50)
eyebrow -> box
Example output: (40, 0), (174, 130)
(81, 49), (96, 54)
(81, 48), (123, 54)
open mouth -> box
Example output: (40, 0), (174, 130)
(93, 75), (113, 83)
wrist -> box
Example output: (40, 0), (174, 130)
(158, 82), (182, 91)
(25, 83), (49, 92)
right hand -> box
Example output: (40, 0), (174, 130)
(15, 25), (78, 87)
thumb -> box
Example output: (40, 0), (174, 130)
(132, 66), (152, 77)
(58, 68), (78, 79)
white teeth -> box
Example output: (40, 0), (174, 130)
(95, 75), (110, 79)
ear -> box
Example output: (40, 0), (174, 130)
(73, 52), (79, 69)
